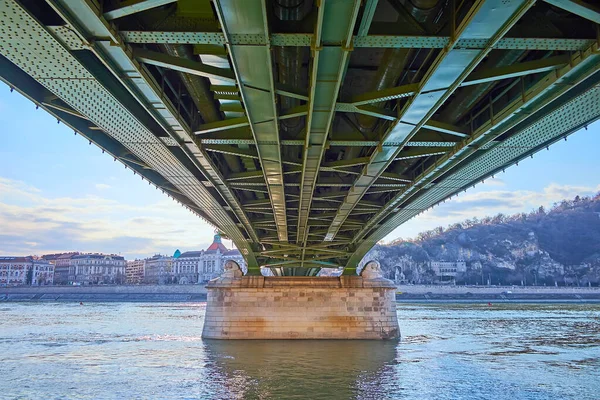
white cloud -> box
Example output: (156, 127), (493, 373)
(95, 183), (111, 190)
(0, 177), (217, 258)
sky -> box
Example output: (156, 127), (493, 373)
(1, 81), (599, 259)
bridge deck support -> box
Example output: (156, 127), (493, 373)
(202, 272), (399, 340)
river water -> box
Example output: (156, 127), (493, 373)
(1, 303), (599, 399)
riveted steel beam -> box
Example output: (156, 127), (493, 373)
(395, 147), (449, 160)
(348, 56), (570, 109)
(103, 0), (177, 21)
(336, 103), (397, 120)
(121, 31), (594, 52)
(194, 116), (250, 135)
(350, 83), (419, 106)
(323, 157), (371, 169)
(280, 104), (309, 120)
(357, 0), (379, 37)
(45, 0), (260, 256)
(0, 59), (226, 231)
(543, 0), (600, 23)
(422, 120), (469, 138)
(347, 41), (600, 268)
(462, 55), (571, 87)
(213, 0), (289, 247)
(134, 48), (236, 82)
(275, 84), (309, 101)
(227, 170), (264, 182)
(328, 0), (536, 248)
(5, 0), (260, 267)
(296, 0), (362, 254)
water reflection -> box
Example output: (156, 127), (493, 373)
(203, 340), (398, 399)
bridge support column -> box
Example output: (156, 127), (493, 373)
(202, 261), (399, 339)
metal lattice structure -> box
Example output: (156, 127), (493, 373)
(1, 0), (599, 275)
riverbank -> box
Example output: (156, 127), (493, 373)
(0, 285), (208, 302)
(1, 284), (599, 303)
(394, 284), (600, 303)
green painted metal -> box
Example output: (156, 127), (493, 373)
(213, 0), (289, 247)
(121, 31), (595, 52)
(194, 117), (250, 134)
(543, 0), (600, 23)
(346, 41), (600, 267)
(296, 0), (362, 258)
(3, 0), (600, 275)
(329, 0), (536, 252)
(0, 0), (262, 267)
(103, 0), (177, 21)
(134, 48), (236, 82)
(462, 55), (571, 87)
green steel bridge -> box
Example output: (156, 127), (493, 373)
(1, 0), (599, 276)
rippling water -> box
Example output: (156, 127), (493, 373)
(1, 302), (599, 399)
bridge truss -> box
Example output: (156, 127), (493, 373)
(1, 0), (599, 275)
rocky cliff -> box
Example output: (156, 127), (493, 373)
(366, 194), (600, 286)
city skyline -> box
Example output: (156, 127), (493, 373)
(1, 81), (599, 259)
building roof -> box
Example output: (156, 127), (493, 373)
(57, 252), (78, 260)
(0, 256), (31, 262)
(177, 235), (239, 259)
(179, 251), (203, 258)
(206, 234), (228, 252)
(72, 254), (125, 260)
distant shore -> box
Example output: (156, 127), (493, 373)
(1, 284), (599, 303)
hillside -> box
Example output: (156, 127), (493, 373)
(366, 193), (600, 286)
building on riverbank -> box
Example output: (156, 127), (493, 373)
(144, 254), (173, 284)
(49, 253), (79, 284)
(430, 260), (467, 280)
(173, 251), (201, 284)
(70, 254), (126, 285)
(0, 256), (32, 286)
(172, 234), (246, 284)
(126, 259), (145, 284)
(0, 257), (55, 286)
(31, 261), (54, 285)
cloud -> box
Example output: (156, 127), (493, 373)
(385, 183), (600, 242)
(95, 183), (111, 190)
(0, 177), (217, 259)
(481, 177), (505, 187)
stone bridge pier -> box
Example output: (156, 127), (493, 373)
(202, 261), (399, 340)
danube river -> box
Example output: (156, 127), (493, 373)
(1, 303), (598, 399)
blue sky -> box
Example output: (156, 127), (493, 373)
(0, 81), (599, 259)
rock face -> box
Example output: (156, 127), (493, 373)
(367, 194), (600, 286)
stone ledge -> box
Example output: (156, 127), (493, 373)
(202, 277), (399, 340)
(206, 275), (396, 289)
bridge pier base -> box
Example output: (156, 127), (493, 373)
(202, 263), (399, 340)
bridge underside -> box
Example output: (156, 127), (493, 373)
(1, 0), (599, 275)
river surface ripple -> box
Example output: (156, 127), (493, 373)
(0, 303), (599, 399)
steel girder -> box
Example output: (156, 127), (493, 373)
(327, 0), (536, 245)
(4, 0), (600, 274)
(350, 56), (570, 107)
(0, 0), (260, 266)
(543, 0), (600, 23)
(296, 0), (362, 253)
(345, 41), (600, 268)
(44, 0), (262, 253)
(212, 0), (289, 248)
(103, 0), (178, 21)
(121, 31), (595, 52)
(0, 54), (218, 229)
